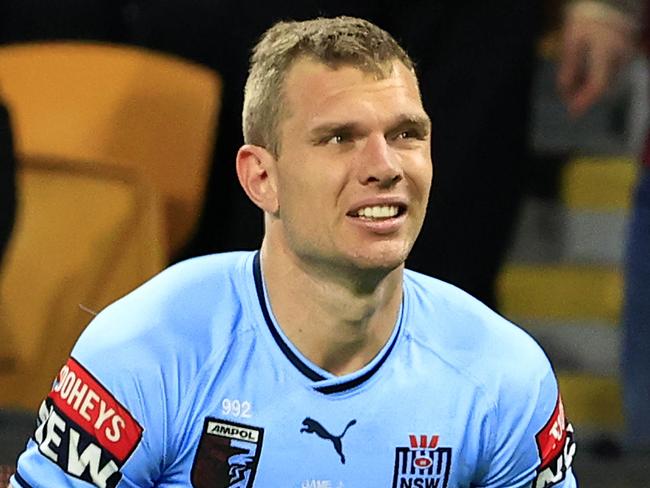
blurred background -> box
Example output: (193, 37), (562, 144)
(0, 0), (648, 486)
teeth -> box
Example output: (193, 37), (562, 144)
(356, 205), (399, 219)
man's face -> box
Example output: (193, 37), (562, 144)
(268, 58), (432, 273)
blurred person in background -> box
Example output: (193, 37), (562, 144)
(559, 0), (650, 454)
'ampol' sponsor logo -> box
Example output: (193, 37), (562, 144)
(191, 418), (264, 488)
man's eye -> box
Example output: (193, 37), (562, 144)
(396, 130), (419, 140)
(325, 134), (348, 145)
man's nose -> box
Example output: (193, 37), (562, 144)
(357, 133), (403, 187)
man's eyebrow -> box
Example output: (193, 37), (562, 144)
(390, 114), (431, 135)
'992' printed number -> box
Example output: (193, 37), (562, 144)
(222, 399), (252, 418)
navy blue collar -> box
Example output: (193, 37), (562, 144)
(252, 251), (402, 394)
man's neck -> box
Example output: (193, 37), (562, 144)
(260, 241), (404, 376)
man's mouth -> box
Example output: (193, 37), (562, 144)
(348, 205), (405, 220)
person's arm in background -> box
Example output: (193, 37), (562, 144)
(558, 0), (643, 117)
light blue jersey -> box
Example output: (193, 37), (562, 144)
(13, 251), (577, 487)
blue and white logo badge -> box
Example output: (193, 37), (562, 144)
(392, 434), (452, 488)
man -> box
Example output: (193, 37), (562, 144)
(12, 17), (577, 487)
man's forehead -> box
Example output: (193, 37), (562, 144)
(282, 57), (421, 111)
(285, 56), (409, 85)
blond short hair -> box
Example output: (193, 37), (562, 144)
(242, 16), (415, 157)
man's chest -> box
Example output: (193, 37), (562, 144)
(171, 368), (487, 488)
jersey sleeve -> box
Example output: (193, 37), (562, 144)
(11, 305), (171, 487)
(11, 254), (245, 487)
(478, 357), (578, 488)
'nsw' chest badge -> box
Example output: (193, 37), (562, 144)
(392, 434), (452, 488)
(191, 418), (264, 488)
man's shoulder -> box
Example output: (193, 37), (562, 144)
(105, 250), (252, 318)
(403, 269), (552, 394)
(141, 250), (254, 301)
(404, 273), (574, 487)
(71, 251), (257, 375)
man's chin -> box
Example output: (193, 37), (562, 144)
(345, 245), (410, 274)
(292, 240), (412, 280)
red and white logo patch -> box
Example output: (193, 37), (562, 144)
(534, 394), (576, 487)
(32, 357), (143, 488)
(49, 357), (143, 462)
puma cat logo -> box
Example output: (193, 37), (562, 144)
(300, 417), (357, 464)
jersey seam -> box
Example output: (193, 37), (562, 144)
(408, 330), (499, 481)
(168, 322), (256, 461)
(408, 332), (498, 412)
(166, 254), (259, 473)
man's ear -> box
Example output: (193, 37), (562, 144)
(236, 144), (279, 214)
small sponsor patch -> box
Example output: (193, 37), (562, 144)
(392, 434), (452, 488)
(32, 357), (143, 488)
(534, 395), (576, 487)
(191, 418), (264, 488)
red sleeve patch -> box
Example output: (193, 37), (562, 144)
(536, 394), (567, 469)
(534, 394), (576, 487)
(31, 358), (144, 487)
(48, 357), (143, 462)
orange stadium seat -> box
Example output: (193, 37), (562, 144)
(0, 42), (221, 409)
(0, 155), (166, 409)
(0, 41), (222, 256)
